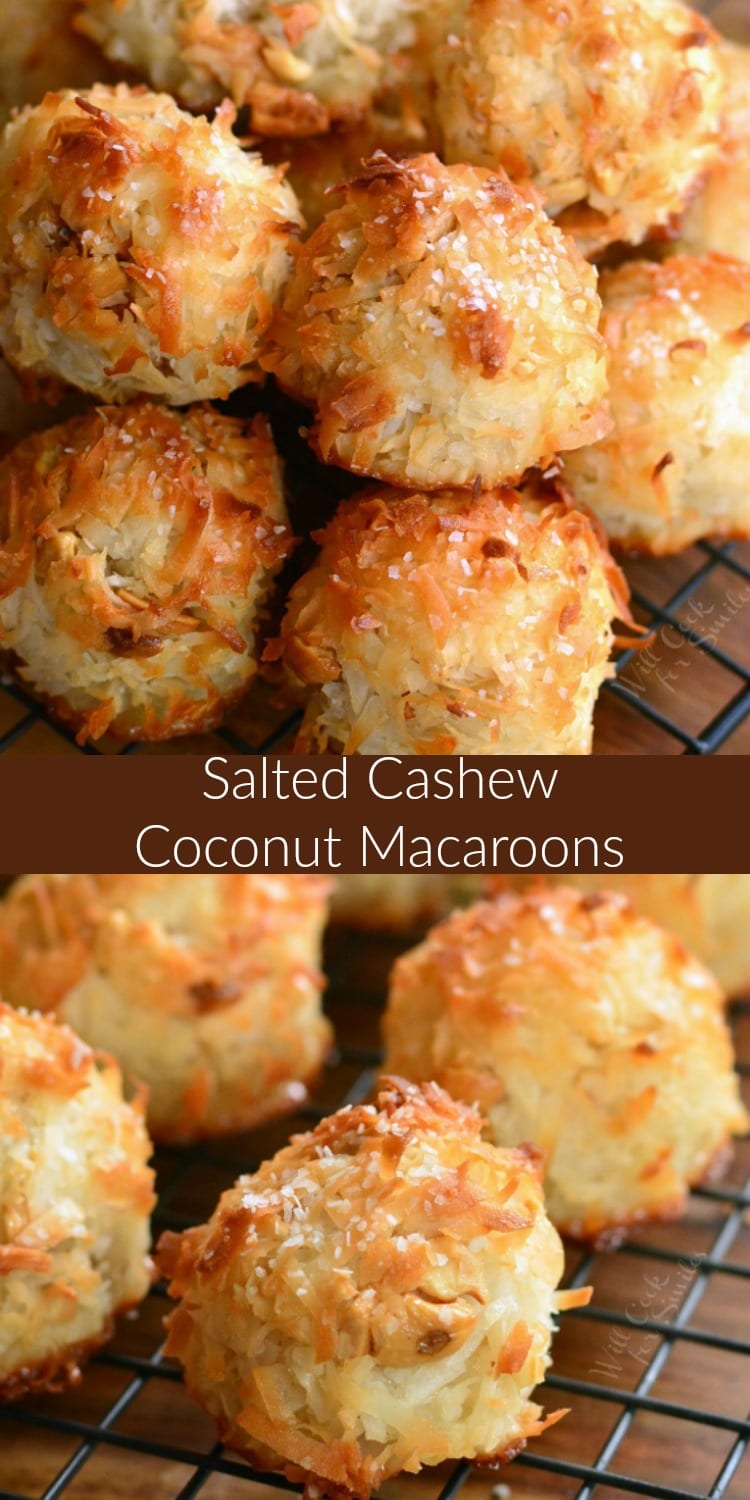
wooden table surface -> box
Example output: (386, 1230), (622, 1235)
(1, 924), (748, 1500)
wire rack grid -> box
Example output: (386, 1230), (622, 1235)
(0, 924), (748, 1500)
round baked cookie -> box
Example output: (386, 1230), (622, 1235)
(0, 85), (302, 404)
(434, 0), (724, 255)
(561, 254), (750, 554)
(672, 42), (750, 262)
(262, 153), (609, 489)
(384, 889), (749, 1244)
(276, 480), (629, 754)
(77, 0), (429, 135)
(158, 1077), (580, 1493)
(0, 1003), (154, 1400)
(0, 401), (293, 743)
(331, 875), (482, 930)
(488, 874), (750, 999)
(0, 875), (332, 1145)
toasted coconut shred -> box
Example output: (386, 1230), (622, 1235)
(562, 253), (750, 555)
(278, 481), (631, 754)
(0, 874), (332, 1143)
(490, 872), (750, 1001)
(76, 0), (433, 135)
(384, 888), (749, 1245)
(434, 0), (725, 255)
(263, 153), (609, 490)
(0, 401), (293, 742)
(158, 1078), (580, 1497)
(0, 84), (302, 403)
(673, 41), (750, 263)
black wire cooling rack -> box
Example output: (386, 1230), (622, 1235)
(1, 924), (748, 1500)
(1, 536), (749, 757)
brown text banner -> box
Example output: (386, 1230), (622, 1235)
(0, 755), (742, 873)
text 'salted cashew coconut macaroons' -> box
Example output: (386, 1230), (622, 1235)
(76, 0), (433, 137)
(383, 889), (749, 1244)
(488, 874), (750, 1000)
(0, 85), (302, 404)
(433, 0), (724, 256)
(0, 402), (293, 744)
(276, 481), (630, 755)
(158, 1077), (585, 1495)
(0, 1003), (154, 1401)
(561, 254), (750, 555)
(262, 153), (609, 490)
(672, 42), (750, 262)
(0, 874), (332, 1145)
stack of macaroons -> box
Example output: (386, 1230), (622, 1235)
(0, 0), (746, 750)
(0, 870), (747, 1495)
(0, 873), (332, 1142)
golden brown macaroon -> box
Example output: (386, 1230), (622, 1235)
(672, 42), (750, 262)
(158, 1077), (582, 1495)
(561, 254), (750, 554)
(0, 401), (293, 744)
(384, 888), (749, 1245)
(0, 1002), (154, 1401)
(262, 153), (609, 489)
(0, 85), (302, 404)
(331, 874), (482, 930)
(488, 874), (750, 999)
(434, 0), (724, 255)
(0, 0), (111, 120)
(0, 875), (332, 1145)
(76, 0), (433, 136)
(275, 481), (630, 755)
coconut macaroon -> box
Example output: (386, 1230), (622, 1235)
(561, 255), (750, 554)
(158, 1078), (579, 1494)
(262, 154), (609, 490)
(384, 889), (749, 1245)
(331, 875), (482, 930)
(0, 402), (293, 743)
(0, 1003), (154, 1401)
(0, 85), (302, 405)
(0, 875), (332, 1144)
(77, 0), (428, 135)
(672, 42), (750, 263)
(434, 0), (723, 255)
(488, 874), (750, 1000)
(276, 481), (629, 755)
